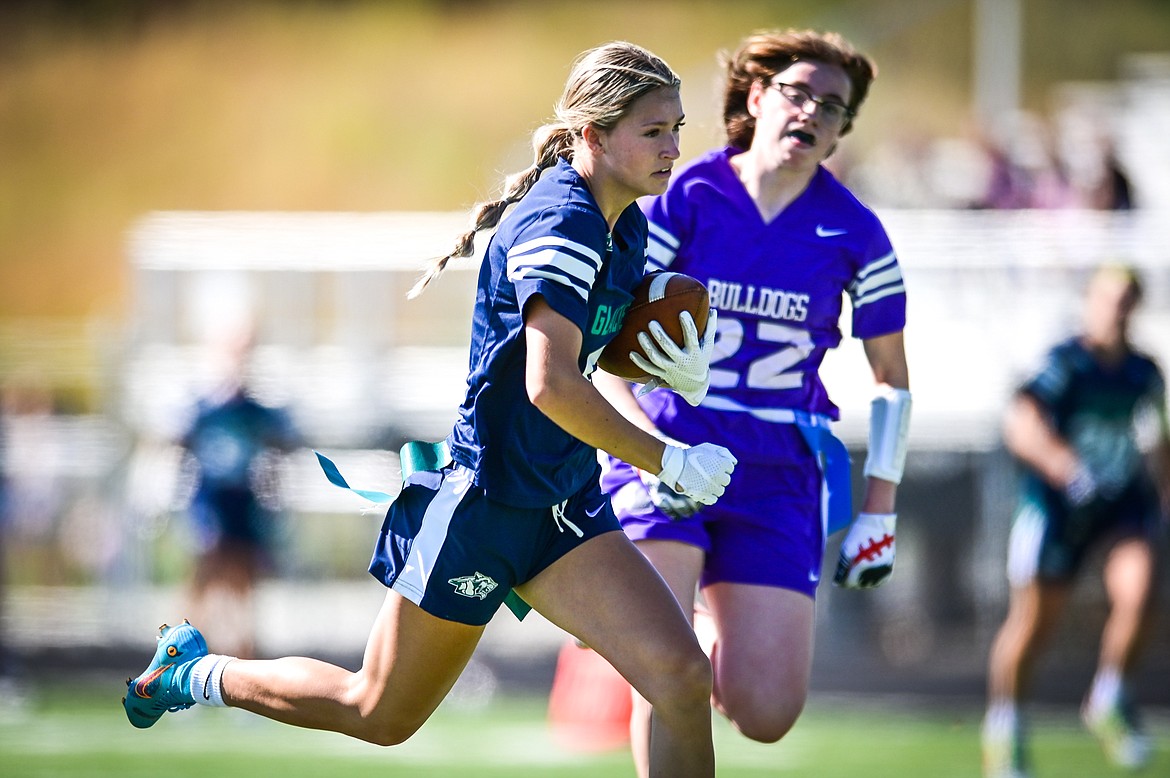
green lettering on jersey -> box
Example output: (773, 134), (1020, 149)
(590, 303), (629, 337)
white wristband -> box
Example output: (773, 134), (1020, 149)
(657, 444), (686, 491)
(863, 386), (912, 484)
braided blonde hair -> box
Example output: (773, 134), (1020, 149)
(408, 41), (679, 298)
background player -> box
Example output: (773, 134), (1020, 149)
(591, 29), (911, 774)
(178, 325), (301, 659)
(123, 41), (735, 778)
(982, 264), (1169, 778)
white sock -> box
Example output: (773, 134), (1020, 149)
(983, 700), (1019, 737)
(189, 654), (235, 707)
(1087, 667), (1123, 714)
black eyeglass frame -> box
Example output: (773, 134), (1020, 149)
(766, 81), (855, 127)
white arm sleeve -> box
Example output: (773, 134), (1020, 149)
(863, 386), (912, 484)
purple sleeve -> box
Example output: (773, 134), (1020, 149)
(848, 222), (906, 339)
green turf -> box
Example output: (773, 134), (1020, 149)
(0, 681), (1165, 777)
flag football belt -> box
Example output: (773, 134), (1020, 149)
(698, 395), (852, 536)
(316, 441), (534, 621)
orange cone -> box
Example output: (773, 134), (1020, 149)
(547, 639), (633, 751)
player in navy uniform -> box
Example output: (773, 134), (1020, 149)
(179, 327), (300, 659)
(982, 265), (1169, 778)
(586, 30), (911, 773)
(123, 42), (735, 778)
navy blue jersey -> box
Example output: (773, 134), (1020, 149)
(182, 389), (298, 493)
(181, 388), (298, 545)
(448, 159), (647, 508)
(1020, 337), (1167, 497)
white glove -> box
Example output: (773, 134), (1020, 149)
(833, 512), (896, 589)
(631, 308), (717, 406)
(657, 441), (736, 507)
(640, 471), (703, 519)
(1063, 462), (1099, 507)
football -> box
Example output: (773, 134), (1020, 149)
(597, 271), (710, 383)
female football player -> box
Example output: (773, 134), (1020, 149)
(124, 41), (734, 778)
(591, 29), (911, 775)
(982, 265), (1168, 778)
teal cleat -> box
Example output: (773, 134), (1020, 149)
(122, 620), (207, 729)
(1082, 695), (1151, 770)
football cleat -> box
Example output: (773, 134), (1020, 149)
(1082, 696), (1151, 769)
(122, 620), (207, 729)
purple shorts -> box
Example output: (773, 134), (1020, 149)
(602, 453), (826, 598)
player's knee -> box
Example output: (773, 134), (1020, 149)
(717, 686), (805, 743)
(729, 703), (802, 744)
(344, 682), (427, 747)
(354, 714), (425, 747)
(643, 643), (712, 713)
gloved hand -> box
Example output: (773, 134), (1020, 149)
(631, 309), (717, 406)
(640, 471), (703, 519)
(833, 512), (896, 589)
(657, 440), (736, 506)
(1063, 463), (1099, 508)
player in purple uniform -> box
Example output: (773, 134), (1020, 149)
(591, 30), (911, 772)
(123, 42), (735, 777)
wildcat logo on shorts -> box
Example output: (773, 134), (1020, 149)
(448, 572), (499, 600)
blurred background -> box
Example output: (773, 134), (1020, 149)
(2, 0), (1169, 745)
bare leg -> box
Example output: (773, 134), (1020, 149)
(516, 532), (714, 778)
(1096, 537), (1156, 678)
(986, 580), (1071, 705)
(189, 542), (260, 658)
(705, 581), (815, 743)
(221, 590), (484, 746)
(624, 540), (704, 778)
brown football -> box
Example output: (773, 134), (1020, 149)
(597, 271), (710, 383)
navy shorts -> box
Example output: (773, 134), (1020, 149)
(1007, 481), (1163, 586)
(369, 463), (622, 625)
(604, 454), (826, 598)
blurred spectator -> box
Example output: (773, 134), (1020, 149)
(0, 393), (10, 690)
(1088, 139), (1134, 210)
(0, 376), (66, 583)
(848, 110), (1136, 212)
(178, 327), (301, 658)
(0, 374), (61, 710)
(981, 265), (1169, 777)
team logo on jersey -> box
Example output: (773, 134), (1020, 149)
(449, 572), (499, 600)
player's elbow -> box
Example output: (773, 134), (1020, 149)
(526, 364), (575, 417)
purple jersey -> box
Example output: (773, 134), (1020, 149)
(638, 146), (906, 463)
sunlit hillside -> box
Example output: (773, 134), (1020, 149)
(2, 0), (1169, 406)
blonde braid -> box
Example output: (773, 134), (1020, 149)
(407, 124), (574, 299)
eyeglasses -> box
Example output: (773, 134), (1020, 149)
(767, 82), (853, 128)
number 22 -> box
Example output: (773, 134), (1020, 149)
(709, 317), (814, 390)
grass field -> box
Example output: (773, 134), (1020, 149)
(0, 680), (1165, 777)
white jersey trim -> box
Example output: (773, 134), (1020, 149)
(391, 465), (473, 605)
(507, 240), (601, 302)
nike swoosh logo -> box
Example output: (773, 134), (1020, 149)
(134, 663), (172, 699)
(203, 663), (214, 700)
(585, 503), (605, 518)
(816, 225), (847, 237)
(808, 570), (820, 582)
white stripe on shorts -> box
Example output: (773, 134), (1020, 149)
(1006, 504), (1044, 587)
(392, 465), (474, 605)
